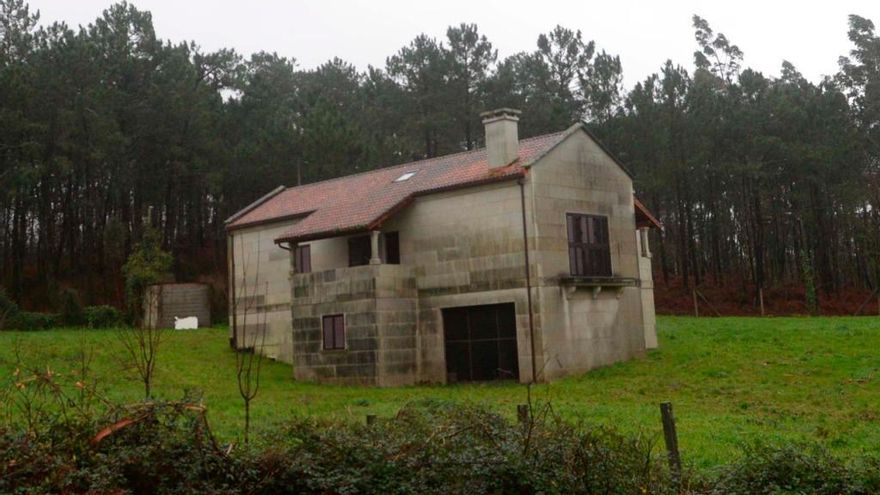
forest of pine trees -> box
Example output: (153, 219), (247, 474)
(1, 1), (878, 314)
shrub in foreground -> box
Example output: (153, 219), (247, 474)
(1, 397), (877, 494)
(709, 443), (880, 495)
(248, 402), (677, 494)
(0, 400), (677, 494)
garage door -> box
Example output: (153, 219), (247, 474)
(443, 303), (519, 382)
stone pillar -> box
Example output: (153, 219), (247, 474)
(639, 228), (652, 258)
(370, 230), (381, 265)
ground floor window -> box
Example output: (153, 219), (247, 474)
(322, 314), (345, 350)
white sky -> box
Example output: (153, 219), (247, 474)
(27, 0), (880, 87)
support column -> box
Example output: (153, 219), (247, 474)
(639, 228), (652, 258)
(370, 230), (381, 265)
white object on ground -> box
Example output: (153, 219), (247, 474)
(174, 316), (198, 330)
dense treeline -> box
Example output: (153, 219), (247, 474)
(1, 0), (878, 311)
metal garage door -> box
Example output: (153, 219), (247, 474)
(443, 303), (519, 382)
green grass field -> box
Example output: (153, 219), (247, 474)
(1, 316), (878, 468)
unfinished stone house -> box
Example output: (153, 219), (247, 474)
(226, 109), (662, 386)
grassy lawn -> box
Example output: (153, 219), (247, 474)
(1, 316), (879, 468)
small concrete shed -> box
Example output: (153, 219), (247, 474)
(143, 283), (211, 329)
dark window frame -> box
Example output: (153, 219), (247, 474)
(442, 303), (519, 382)
(294, 244), (311, 273)
(384, 232), (400, 264)
(348, 235), (372, 267)
(566, 213), (612, 277)
(322, 314), (345, 351)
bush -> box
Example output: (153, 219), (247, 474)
(0, 286), (20, 330)
(0, 400), (679, 494)
(58, 288), (85, 327)
(122, 227), (172, 323)
(0, 286), (58, 330)
(708, 443), (880, 494)
(250, 402), (679, 495)
(84, 305), (124, 328)
(8, 311), (58, 330)
(1, 399), (878, 495)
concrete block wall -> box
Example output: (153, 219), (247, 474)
(383, 181), (539, 383)
(228, 219), (299, 362)
(527, 131), (648, 380)
(144, 283), (211, 329)
(291, 264), (417, 386)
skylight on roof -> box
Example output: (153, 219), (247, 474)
(393, 171), (417, 182)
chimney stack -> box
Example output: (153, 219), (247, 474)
(481, 108), (521, 168)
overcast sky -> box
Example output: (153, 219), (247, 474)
(27, 0), (880, 87)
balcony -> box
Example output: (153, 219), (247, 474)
(291, 263), (416, 302)
(557, 276), (639, 300)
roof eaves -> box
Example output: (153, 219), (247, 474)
(634, 197), (663, 230)
(227, 210), (315, 232)
(411, 169), (525, 198)
(274, 224), (370, 245)
(225, 185), (286, 226)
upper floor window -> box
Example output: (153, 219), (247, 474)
(384, 232), (400, 264)
(348, 235), (371, 266)
(567, 213), (612, 277)
(294, 244), (311, 273)
(348, 232), (400, 266)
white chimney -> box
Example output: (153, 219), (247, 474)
(481, 108), (521, 168)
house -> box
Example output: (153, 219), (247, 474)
(225, 109), (662, 386)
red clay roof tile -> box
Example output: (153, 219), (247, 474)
(227, 131), (569, 243)
(227, 125), (661, 242)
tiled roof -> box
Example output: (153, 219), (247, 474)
(226, 129), (572, 242)
(226, 123), (660, 243)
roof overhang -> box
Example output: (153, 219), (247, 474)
(634, 198), (663, 230)
(227, 210), (315, 233)
(225, 185), (286, 229)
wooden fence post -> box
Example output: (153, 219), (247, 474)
(692, 289), (699, 317)
(517, 404), (529, 424)
(660, 402), (682, 486)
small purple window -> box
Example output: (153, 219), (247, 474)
(322, 314), (345, 350)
